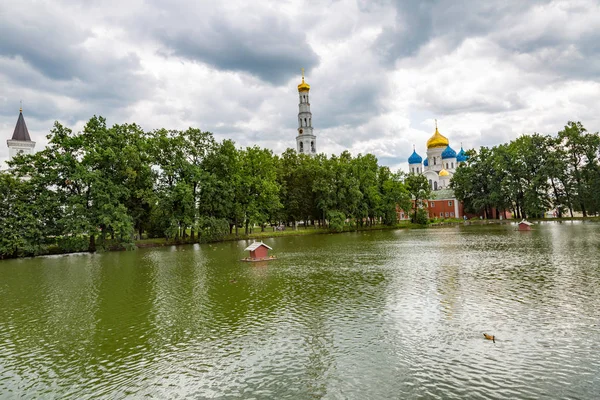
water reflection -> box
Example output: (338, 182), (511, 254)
(0, 223), (599, 398)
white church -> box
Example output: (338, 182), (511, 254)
(408, 121), (468, 191)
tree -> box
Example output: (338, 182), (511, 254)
(405, 173), (431, 223)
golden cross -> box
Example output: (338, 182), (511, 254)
(435, 119), (438, 130)
(301, 68), (305, 78)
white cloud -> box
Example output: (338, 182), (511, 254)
(1, 0), (599, 170)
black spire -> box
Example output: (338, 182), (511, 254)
(11, 108), (32, 142)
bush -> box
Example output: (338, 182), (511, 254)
(327, 210), (346, 233)
(198, 217), (230, 242)
(56, 235), (89, 253)
(412, 208), (429, 225)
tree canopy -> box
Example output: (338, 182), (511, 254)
(1, 116), (416, 258)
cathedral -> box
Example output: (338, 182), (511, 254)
(401, 122), (469, 220)
(408, 121), (467, 191)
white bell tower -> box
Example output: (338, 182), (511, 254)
(7, 105), (36, 162)
(296, 68), (316, 155)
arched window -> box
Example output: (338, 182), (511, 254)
(434, 181), (438, 190)
(299, 142), (304, 152)
(446, 163), (449, 169)
(309, 118), (311, 126)
(433, 157), (436, 165)
(311, 141), (315, 152)
(417, 167), (420, 173)
(304, 118), (307, 126)
(451, 162), (454, 169)
(429, 179), (433, 189)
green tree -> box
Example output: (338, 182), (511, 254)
(405, 173), (431, 223)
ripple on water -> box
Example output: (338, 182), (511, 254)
(1, 224), (600, 398)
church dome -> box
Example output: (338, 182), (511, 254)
(441, 145), (457, 159)
(439, 169), (450, 177)
(426, 125), (449, 149)
(457, 147), (468, 162)
(408, 149), (422, 164)
(423, 158), (429, 167)
(298, 76), (310, 92)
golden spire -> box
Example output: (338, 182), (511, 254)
(298, 68), (310, 92)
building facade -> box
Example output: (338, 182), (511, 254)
(296, 69), (317, 155)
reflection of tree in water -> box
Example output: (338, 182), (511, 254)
(437, 264), (460, 320)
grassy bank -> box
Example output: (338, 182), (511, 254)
(6, 217), (599, 259)
(134, 221), (418, 249)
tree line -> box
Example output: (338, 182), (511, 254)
(451, 121), (600, 219)
(1, 116), (431, 258)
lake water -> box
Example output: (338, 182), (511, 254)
(1, 222), (599, 399)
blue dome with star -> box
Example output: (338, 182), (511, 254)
(441, 145), (457, 159)
(408, 149), (423, 164)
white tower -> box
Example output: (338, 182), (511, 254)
(7, 106), (36, 162)
(296, 68), (316, 155)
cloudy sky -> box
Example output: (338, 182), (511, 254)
(1, 0), (599, 170)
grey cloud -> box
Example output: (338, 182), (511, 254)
(317, 78), (389, 130)
(417, 90), (526, 116)
(0, 3), (157, 122)
(374, 0), (552, 64)
(144, 2), (319, 84)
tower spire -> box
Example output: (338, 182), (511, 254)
(20, 100), (22, 113)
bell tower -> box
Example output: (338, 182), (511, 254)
(296, 68), (316, 155)
(7, 105), (36, 162)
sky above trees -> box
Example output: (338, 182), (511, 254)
(1, 0), (599, 169)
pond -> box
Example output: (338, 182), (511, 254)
(1, 222), (599, 398)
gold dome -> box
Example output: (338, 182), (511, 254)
(298, 68), (310, 92)
(427, 122), (449, 149)
(298, 76), (310, 92)
(439, 169), (450, 177)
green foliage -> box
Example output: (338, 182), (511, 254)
(55, 236), (90, 253)
(405, 173), (432, 223)
(327, 210), (346, 233)
(198, 217), (230, 242)
(11, 115), (596, 258)
(451, 121), (600, 218)
(414, 208), (429, 225)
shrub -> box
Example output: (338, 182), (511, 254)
(327, 210), (346, 233)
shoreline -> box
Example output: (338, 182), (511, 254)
(4, 217), (600, 260)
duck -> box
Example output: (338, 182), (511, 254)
(483, 333), (495, 343)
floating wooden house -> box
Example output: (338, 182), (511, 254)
(518, 220), (533, 231)
(242, 242), (276, 262)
